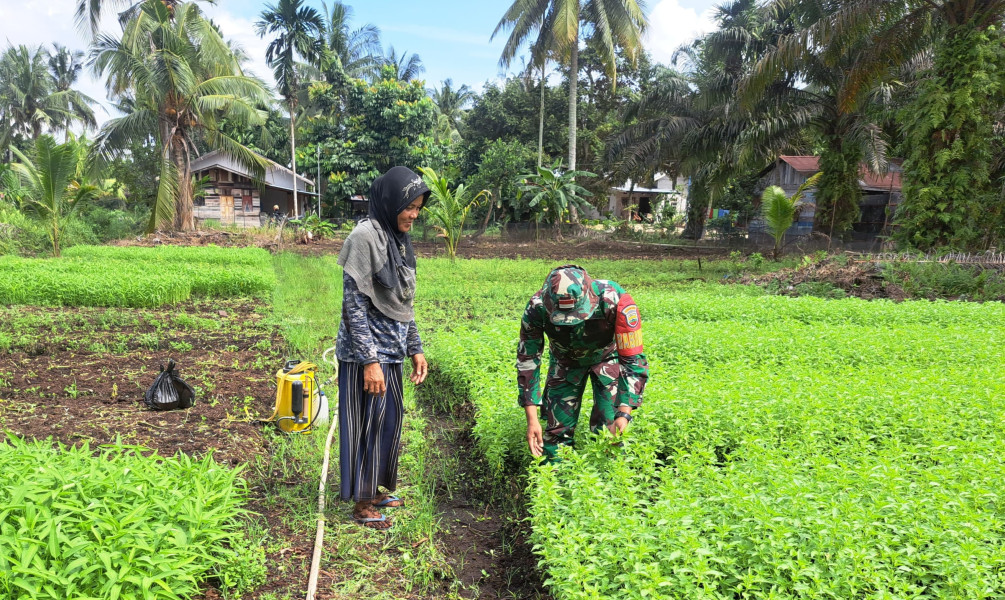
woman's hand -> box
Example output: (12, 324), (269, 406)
(363, 362), (386, 397)
(410, 353), (428, 385)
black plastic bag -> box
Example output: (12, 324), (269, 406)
(144, 359), (196, 410)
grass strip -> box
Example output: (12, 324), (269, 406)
(63, 245), (273, 269)
(267, 252), (453, 598)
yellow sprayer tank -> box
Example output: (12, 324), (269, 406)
(274, 361), (327, 433)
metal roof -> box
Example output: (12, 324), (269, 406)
(778, 155), (902, 192)
(611, 186), (678, 194)
(190, 149), (316, 194)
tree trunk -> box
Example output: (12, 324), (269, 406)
(172, 138), (194, 231)
(682, 179), (708, 240)
(51, 212), (61, 258)
(894, 25), (1002, 251)
(289, 103), (298, 217)
(568, 42), (578, 172)
(813, 129), (862, 240)
(567, 41), (580, 224)
(474, 187), (498, 238)
(538, 60), (546, 169)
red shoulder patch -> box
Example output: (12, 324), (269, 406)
(615, 293), (641, 332)
(615, 293), (643, 356)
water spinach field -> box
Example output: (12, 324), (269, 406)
(1, 245), (1004, 599)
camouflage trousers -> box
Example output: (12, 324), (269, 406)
(541, 356), (620, 461)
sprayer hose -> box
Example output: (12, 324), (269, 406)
(306, 405), (338, 600)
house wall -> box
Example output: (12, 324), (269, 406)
(608, 175), (688, 221)
(192, 168), (264, 228)
(753, 160), (901, 241)
(751, 162), (816, 236)
(262, 188), (292, 217)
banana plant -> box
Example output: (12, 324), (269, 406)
(517, 160), (594, 238)
(418, 166), (490, 260)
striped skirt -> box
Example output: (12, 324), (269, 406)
(338, 361), (404, 502)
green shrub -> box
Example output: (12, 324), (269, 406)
(885, 261), (1005, 300)
(79, 206), (149, 241)
(0, 208), (50, 256)
(0, 436), (260, 600)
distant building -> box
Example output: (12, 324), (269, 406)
(752, 155), (903, 240)
(608, 174), (686, 222)
(189, 150), (317, 228)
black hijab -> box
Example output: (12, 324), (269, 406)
(368, 166), (429, 289)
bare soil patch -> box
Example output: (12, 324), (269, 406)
(422, 405), (550, 600)
(740, 258), (910, 301)
(120, 229), (726, 262)
(0, 298), (548, 599)
(417, 236), (726, 261)
(0, 300), (318, 599)
(0, 300), (280, 463)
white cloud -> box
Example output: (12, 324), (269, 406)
(0, 0), (119, 125)
(645, 0), (718, 66)
(200, 5), (276, 89)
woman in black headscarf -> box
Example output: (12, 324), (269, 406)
(335, 166), (430, 530)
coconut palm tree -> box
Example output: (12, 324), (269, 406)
(0, 44), (96, 157)
(256, 0), (324, 218)
(74, 0), (218, 38)
(320, 1), (383, 83)
(518, 160), (594, 238)
(493, 0), (647, 174)
(9, 135), (104, 256)
(824, 0), (1005, 250)
(609, 1), (797, 239)
(383, 46), (425, 82)
(761, 172), (821, 259)
(495, 14), (551, 169)
(752, 0), (1005, 249)
(419, 166), (491, 259)
(48, 44), (86, 92)
(92, 0), (272, 231)
(428, 79), (474, 140)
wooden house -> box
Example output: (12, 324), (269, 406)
(752, 155), (903, 240)
(189, 150), (317, 228)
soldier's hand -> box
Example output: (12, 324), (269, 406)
(527, 420), (544, 457)
(610, 417), (630, 435)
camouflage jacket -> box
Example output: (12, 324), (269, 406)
(516, 279), (648, 408)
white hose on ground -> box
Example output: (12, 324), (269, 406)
(321, 345), (338, 367)
(306, 403), (339, 600)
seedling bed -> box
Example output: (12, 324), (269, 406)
(0, 300), (282, 463)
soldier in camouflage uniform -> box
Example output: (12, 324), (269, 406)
(517, 264), (649, 461)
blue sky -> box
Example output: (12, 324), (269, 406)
(1, 0), (722, 124)
(225, 0), (723, 91)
